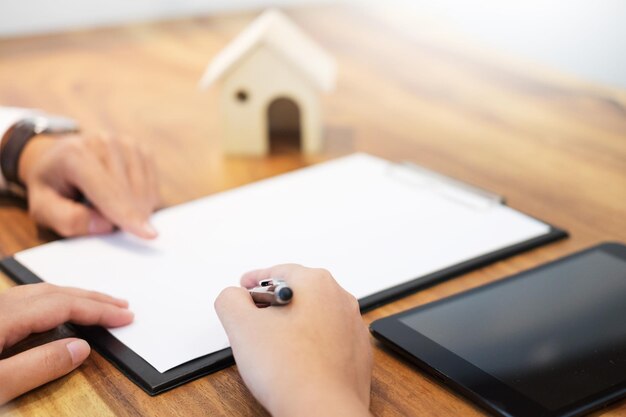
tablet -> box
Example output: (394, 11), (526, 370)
(371, 242), (626, 417)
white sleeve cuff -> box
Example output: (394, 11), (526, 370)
(0, 107), (41, 190)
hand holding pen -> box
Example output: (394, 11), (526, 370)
(214, 264), (373, 417)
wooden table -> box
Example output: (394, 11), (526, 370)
(1, 4), (625, 416)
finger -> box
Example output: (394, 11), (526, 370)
(29, 188), (114, 237)
(25, 293), (134, 329)
(3, 293), (134, 348)
(141, 145), (160, 211)
(84, 133), (108, 165)
(239, 264), (306, 288)
(54, 287), (129, 308)
(120, 137), (149, 204)
(0, 338), (90, 405)
(214, 286), (257, 335)
(124, 140), (159, 236)
(94, 132), (128, 178)
(105, 135), (159, 237)
(64, 148), (157, 240)
(5, 283), (129, 308)
(239, 269), (264, 289)
(113, 136), (159, 216)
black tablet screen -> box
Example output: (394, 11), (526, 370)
(400, 250), (626, 410)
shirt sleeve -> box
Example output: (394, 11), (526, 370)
(0, 106), (40, 189)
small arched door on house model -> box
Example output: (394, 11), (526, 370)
(267, 97), (302, 154)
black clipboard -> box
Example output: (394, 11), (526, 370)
(0, 158), (568, 395)
(0, 224), (566, 395)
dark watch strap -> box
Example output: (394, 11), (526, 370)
(1, 120), (39, 186)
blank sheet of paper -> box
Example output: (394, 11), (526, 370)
(14, 153), (550, 372)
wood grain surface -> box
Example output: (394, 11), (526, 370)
(0, 4), (625, 416)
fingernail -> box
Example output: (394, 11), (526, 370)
(89, 216), (112, 235)
(115, 309), (135, 326)
(142, 221), (158, 238)
(66, 339), (91, 366)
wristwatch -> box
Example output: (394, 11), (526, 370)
(0, 115), (79, 193)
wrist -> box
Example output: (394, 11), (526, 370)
(17, 134), (57, 186)
(270, 380), (370, 417)
(0, 115), (79, 190)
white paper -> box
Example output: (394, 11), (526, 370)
(14, 153), (550, 373)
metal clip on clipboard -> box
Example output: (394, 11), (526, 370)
(387, 162), (505, 210)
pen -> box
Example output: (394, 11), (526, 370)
(249, 279), (293, 306)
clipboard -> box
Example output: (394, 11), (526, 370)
(0, 153), (568, 395)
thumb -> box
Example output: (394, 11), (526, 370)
(0, 338), (90, 405)
(29, 188), (114, 237)
(214, 287), (257, 335)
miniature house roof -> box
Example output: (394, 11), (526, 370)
(199, 9), (336, 92)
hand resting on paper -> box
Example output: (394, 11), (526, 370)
(0, 283), (134, 405)
(18, 133), (159, 239)
(215, 264), (373, 417)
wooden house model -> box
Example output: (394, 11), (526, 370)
(199, 9), (336, 155)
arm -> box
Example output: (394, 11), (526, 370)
(215, 264), (373, 417)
